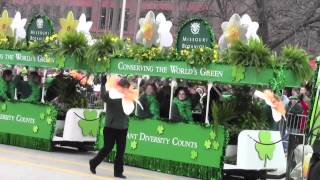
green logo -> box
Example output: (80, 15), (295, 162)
(26, 15), (54, 43)
(78, 110), (100, 137)
(176, 18), (215, 51)
(255, 131), (276, 167)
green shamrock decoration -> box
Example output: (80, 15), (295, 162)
(33, 125), (39, 133)
(204, 139), (211, 149)
(78, 110), (99, 137)
(209, 130), (216, 140)
(130, 140), (137, 150)
(190, 150), (198, 160)
(232, 65), (245, 82)
(157, 125), (164, 135)
(1, 103), (6, 112)
(212, 141), (220, 150)
(46, 117), (53, 125)
(46, 108), (51, 115)
(255, 131), (276, 167)
(56, 56), (65, 68)
(39, 113), (45, 120)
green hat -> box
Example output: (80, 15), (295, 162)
(290, 96), (298, 100)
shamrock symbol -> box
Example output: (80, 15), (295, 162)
(78, 110), (99, 137)
(204, 140), (211, 149)
(33, 125), (39, 133)
(46, 108), (51, 115)
(209, 130), (216, 140)
(130, 140), (137, 150)
(157, 125), (164, 135)
(255, 131), (276, 164)
(212, 141), (220, 150)
(39, 113), (45, 120)
(1, 103), (7, 112)
(46, 117), (53, 125)
(190, 150), (198, 160)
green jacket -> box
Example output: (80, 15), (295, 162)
(137, 94), (160, 119)
(101, 85), (128, 129)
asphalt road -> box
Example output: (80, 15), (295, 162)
(0, 144), (196, 180)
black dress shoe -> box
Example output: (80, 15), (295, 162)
(89, 160), (96, 174)
(114, 174), (126, 179)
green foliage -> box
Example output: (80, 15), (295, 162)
(211, 87), (270, 142)
(232, 65), (245, 82)
(0, 35), (27, 50)
(58, 31), (88, 63)
(281, 45), (314, 81)
(29, 34), (58, 55)
(86, 33), (126, 70)
(228, 39), (272, 70)
(186, 47), (214, 66)
(270, 66), (286, 95)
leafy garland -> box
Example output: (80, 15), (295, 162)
(173, 97), (193, 122)
(0, 78), (9, 100)
(20, 81), (41, 103)
(145, 95), (160, 119)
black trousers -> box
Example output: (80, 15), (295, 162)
(91, 127), (128, 175)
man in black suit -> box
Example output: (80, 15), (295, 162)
(89, 75), (129, 179)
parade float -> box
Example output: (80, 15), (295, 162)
(0, 9), (315, 180)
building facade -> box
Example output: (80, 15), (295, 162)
(7, 0), (218, 40)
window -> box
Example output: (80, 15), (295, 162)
(108, 8), (114, 30)
(100, 7), (107, 30)
(31, 4), (40, 16)
(85, 7), (92, 21)
(43, 6), (51, 17)
(124, 9), (130, 31)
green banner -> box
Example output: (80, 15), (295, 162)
(97, 117), (226, 168)
(0, 102), (56, 140)
(109, 58), (300, 87)
(0, 49), (57, 68)
(0, 50), (300, 87)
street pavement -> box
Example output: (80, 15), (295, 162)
(0, 144), (196, 180)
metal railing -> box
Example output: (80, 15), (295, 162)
(279, 113), (308, 136)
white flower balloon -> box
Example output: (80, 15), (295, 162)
(136, 11), (159, 47)
(218, 14), (248, 50)
(156, 13), (173, 48)
(241, 14), (259, 40)
(76, 13), (95, 45)
(10, 12), (27, 40)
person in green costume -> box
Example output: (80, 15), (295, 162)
(0, 69), (14, 101)
(170, 88), (193, 122)
(137, 83), (160, 119)
(16, 71), (41, 102)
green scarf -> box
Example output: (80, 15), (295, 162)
(173, 97), (193, 122)
(146, 95), (160, 119)
(0, 78), (8, 100)
(21, 81), (41, 102)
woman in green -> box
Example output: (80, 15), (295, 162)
(170, 88), (193, 122)
(137, 83), (160, 119)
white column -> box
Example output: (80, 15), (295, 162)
(119, 0), (127, 39)
(205, 82), (213, 124)
(135, 76), (142, 116)
(169, 78), (177, 119)
(41, 69), (47, 103)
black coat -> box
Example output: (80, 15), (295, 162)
(101, 85), (128, 129)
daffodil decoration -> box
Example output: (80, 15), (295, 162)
(0, 10), (13, 37)
(136, 11), (159, 47)
(218, 14), (248, 50)
(58, 11), (78, 40)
